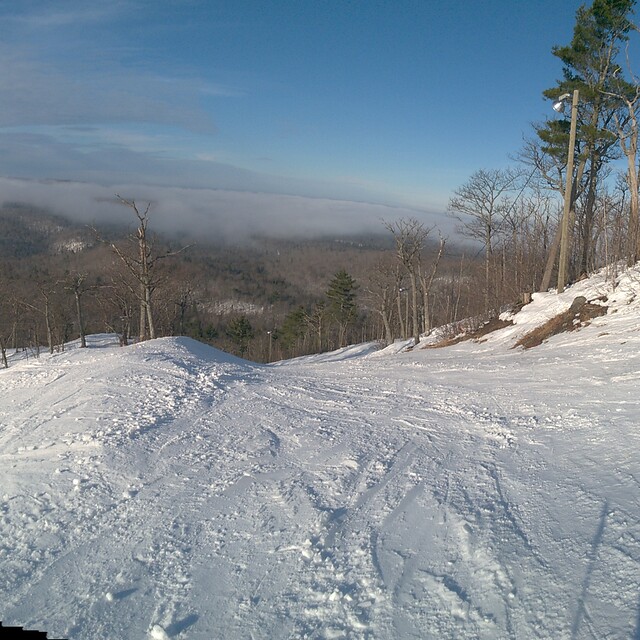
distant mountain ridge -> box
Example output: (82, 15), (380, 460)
(0, 204), (93, 258)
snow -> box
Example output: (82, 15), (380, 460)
(1, 267), (640, 639)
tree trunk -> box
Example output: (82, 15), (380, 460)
(422, 291), (431, 335)
(626, 105), (639, 264)
(485, 226), (492, 313)
(383, 313), (393, 345)
(139, 281), (147, 341)
(75, 290), (87, 348)
(409, 271), (420, 345)
(11, 301), (19, 351)
(396, 291), (405, 339)
(626, 148), (639, 265)
(580, 165), (598, 276)
(145, 283), (156, 340)
(44, 298), (54, 355)
(454, 254), (464, 322)
(540, 225), (562, 292)
(0, 337), (7, 368)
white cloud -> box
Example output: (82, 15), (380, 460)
(0, 1), (453, 240)
(0, 128), (451, 211)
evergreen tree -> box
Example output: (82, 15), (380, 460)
(226, 315), (254, 357)
(326, 269), (358, 347)
(536, 0), (634, 277)
(280, 306), (307, 356)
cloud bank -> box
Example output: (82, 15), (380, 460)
(0, 177), (452, 244)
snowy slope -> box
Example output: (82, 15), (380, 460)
(1, 267), (640, 639)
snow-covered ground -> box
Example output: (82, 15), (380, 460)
(1, 267), (640, 639)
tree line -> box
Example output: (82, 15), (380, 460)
(0, 201), (476, 365)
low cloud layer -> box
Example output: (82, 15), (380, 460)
(0, 177), (453, 244)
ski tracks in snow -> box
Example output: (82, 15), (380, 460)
(195, 359), (535, 639)
(2, 336), (640, 639)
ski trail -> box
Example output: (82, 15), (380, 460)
(2, 330), (640, 639)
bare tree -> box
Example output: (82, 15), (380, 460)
(304, 302), (326, 353)
(385, 218), (431, 345)
(104, 197), (191, 341)
(602, 67), (640, 263)
(22, 273), (58, 355)
(173, 285), (194, 336)
(366, 255), (399, 346)
(0, 280), (12, 367)
(419, 235), (446, 335)
(64, 272), (92, 348)
(448, 168), (521, 312)
(396, 273), (407, 340)
(99, 277), (136, 347)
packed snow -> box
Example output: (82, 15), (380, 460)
(1, 266), (640, 639)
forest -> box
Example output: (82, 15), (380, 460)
(1, 0), (639, 364)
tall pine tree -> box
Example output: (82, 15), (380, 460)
(537, 0), (635, 277)
(326, 269), (358, 348)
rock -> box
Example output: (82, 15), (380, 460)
(569, 296), (587, 314)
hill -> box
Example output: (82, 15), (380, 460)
(0, 265), (639, 639)
(0, 204), (94, 258)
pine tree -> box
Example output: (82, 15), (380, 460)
(326, 269), (358, 348)
(280, 306), (307, 356)
(537, 0), (634, 277)
(226, 315), (254, 357)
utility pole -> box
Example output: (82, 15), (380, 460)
(539, 90), (580, 294)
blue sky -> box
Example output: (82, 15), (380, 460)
(0, 0), (587, 239)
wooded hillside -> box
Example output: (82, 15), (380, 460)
(0, 203), (490, 363)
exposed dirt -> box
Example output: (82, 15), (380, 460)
(514, 299), (608, 350)
(425, 296), (610, 351)
(425, 317), (514, 349)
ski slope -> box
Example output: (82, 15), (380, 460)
(1, 267), (640, 639)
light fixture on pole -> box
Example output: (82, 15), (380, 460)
(555, 89), (579, 294)
(552, 93), (571, 113)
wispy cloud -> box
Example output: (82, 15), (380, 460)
(3, 3), (127, 29)
(0, 44), (218, 131)
(0, 2), (235, 132)
(197, 81), (245, 98)
(0, 1), (453, 235)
